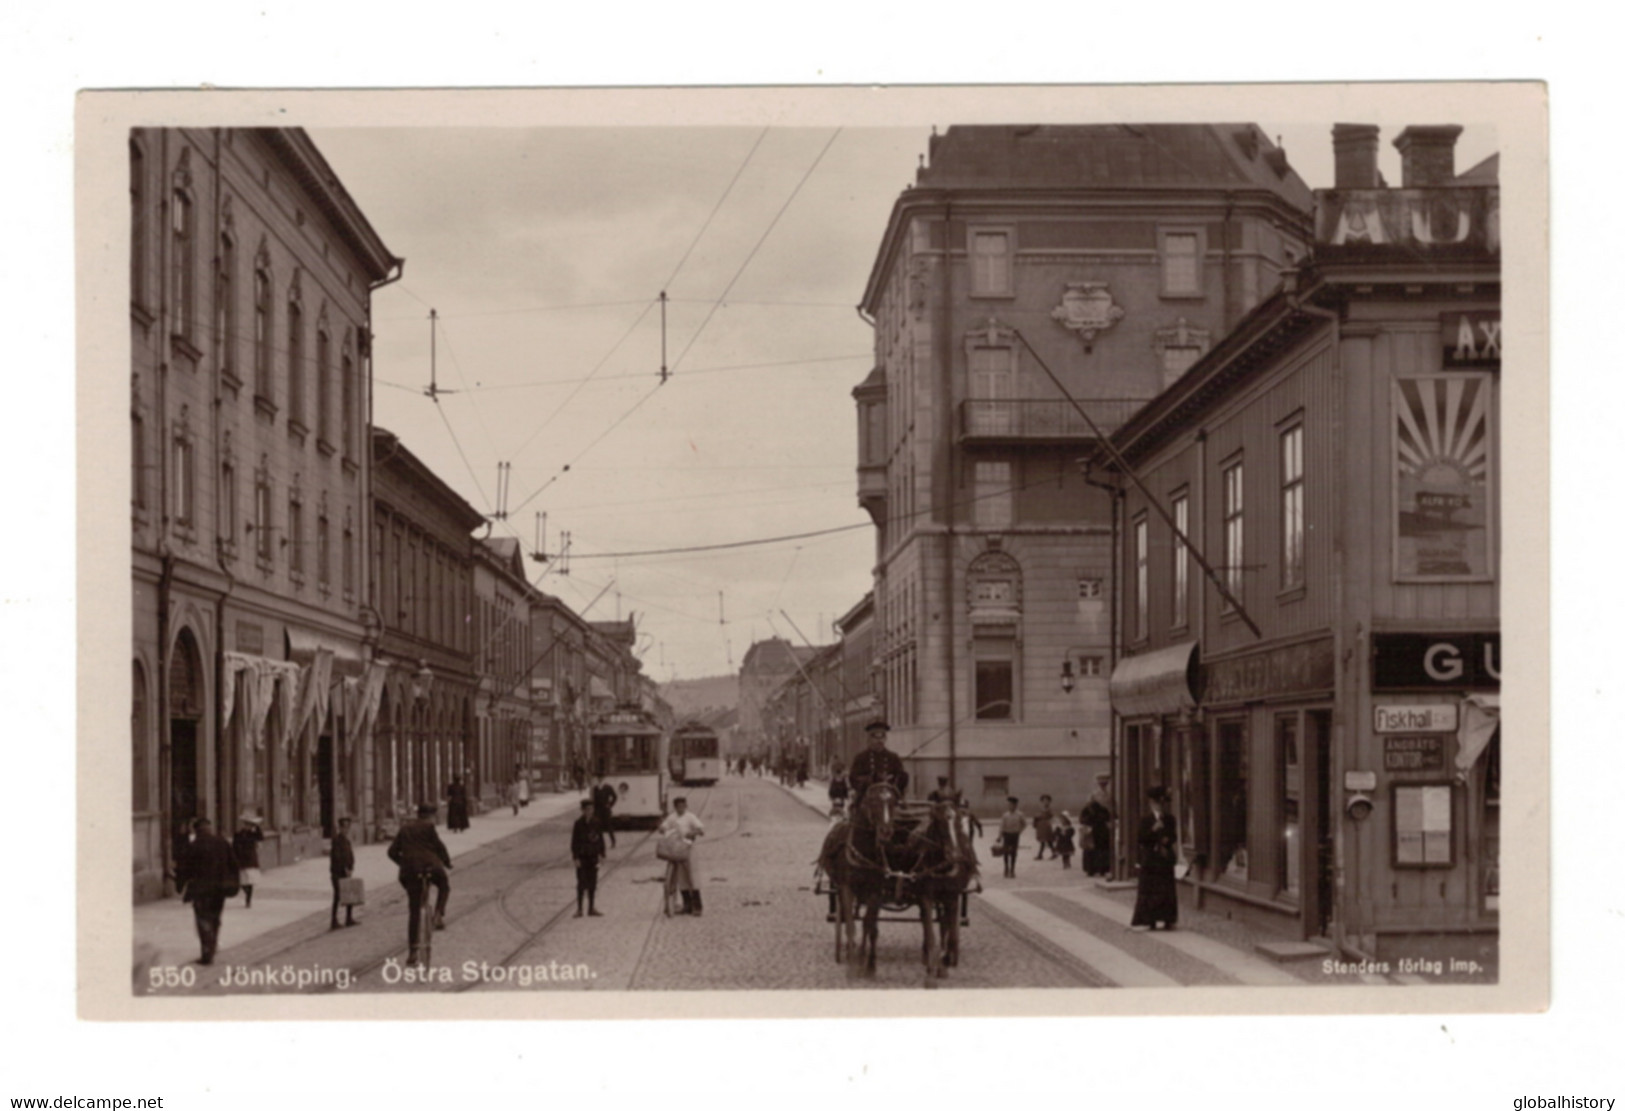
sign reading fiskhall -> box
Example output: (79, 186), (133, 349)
(1372, 632), (1500, 690)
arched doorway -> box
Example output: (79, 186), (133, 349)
(167, 629), (205, 866)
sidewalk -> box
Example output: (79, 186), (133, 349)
(759, 773), (1361, 988)
(134, 792), (585, 968)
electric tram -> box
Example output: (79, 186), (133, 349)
(670, 721), (722, 787)
(587, 705), (669, 827)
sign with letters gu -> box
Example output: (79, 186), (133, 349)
(1371, 632), (1500, 691)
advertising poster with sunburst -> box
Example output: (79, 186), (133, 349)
(1394, 374), (1495, 580)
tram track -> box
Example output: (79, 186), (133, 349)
(483, 783), (738, 991)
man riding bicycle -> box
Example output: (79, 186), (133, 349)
(388, 802), (453, 965)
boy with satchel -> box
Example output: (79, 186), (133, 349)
(330, 816), (359, 929)
(658, 796), (706, 915)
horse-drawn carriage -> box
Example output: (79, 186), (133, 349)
(815, 781), (980, 985)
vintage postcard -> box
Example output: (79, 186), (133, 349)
(77, 82), (1548, 1021)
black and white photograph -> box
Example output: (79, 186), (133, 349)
(79, 83), (1548, 1022)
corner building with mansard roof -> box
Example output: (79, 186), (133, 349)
(853, 125), (1314, 816)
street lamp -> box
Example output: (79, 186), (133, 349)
(1059, 647), (1098, 694)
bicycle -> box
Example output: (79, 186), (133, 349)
(662, 859), (682, 917)
(409, 869), (442, 967)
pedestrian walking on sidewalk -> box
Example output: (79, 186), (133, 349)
(1130, 786), (1180, 931)
(446, 776), (470, 833)
(827, 761), (850, 810)
(998, 797), (1026, 879)
(175, 817), (239, 966)
(571, 800), (607, 917)
(1033, 795), (1055, 860)
(1054, 813), (1077, 869)
(330, 816), (357, 929)
(389, 803), (453, 965)
(232, 813), (264, 908)
(592, 777), (619, 848)
(659, 796), (706, 916)
(1081, 773), (1115, 877)
(511, 772), (531, 816)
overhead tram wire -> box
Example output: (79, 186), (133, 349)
(504, 128), (769, 472)
(503, 128), (842, 526)
(373, 352), (871, 395)
(563, 463), (1076, 562)
(664, 128), (844, 377)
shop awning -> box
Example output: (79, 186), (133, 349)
(286, 627), (365, 677)
(588, 675), (613, 700)
(1108, 640), (1200, 718)
(1456, 692), (1500, 775)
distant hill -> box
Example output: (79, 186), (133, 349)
(660, 673), (738, 721)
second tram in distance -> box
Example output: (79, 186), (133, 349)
(670, 721), (722, 787)
(588, 706), (669, 827)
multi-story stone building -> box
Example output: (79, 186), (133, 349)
(1104, 125), (1500, 961)
(369, 428), (482, 836)
(834, 592), (878, 773)
(473, 536), (532, 807)
(131, 128), (400, 900)
(853, 125), (1313, 814)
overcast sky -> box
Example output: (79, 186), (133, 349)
(308, 116), (1496, 683)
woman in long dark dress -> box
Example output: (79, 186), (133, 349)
(446, 776), (470, 833)
(1130, 786), (1180, 930)
(1080, 773), (1114, 877)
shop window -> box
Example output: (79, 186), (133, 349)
(969, 228), (1013, 296)
(982, 776), (1010, 801)
(1216, 718), (1249, 881)
(1277, 713), (1301, 900)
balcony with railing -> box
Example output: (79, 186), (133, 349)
(958, 398), (1151, 445)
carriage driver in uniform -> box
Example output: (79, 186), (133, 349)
(848, 720), (909, 804)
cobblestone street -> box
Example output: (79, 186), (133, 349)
(131, 773), (1499, 998)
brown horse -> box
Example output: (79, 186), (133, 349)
(821, 781), (965, 984)
(907, 800), (980, 974)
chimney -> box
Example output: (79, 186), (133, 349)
(1393, 125), (1463, 187)
(1332, 123), (1382, 188)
